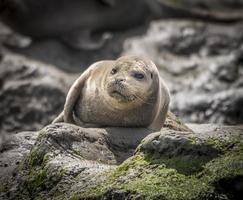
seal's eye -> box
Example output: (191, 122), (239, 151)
(133, 73), (145, 80)
(111, 68), (118, 75)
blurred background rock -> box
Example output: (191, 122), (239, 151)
(0, 0), (243, 143)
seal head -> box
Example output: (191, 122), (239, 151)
(106, 56), (156, 105)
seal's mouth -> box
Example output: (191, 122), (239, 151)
(110, 90), (136, 102)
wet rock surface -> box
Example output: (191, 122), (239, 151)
(0, 52), (74, 145)
(0, 131), (38, 187)
(123, 20), (243, 125)
(158, 0), (243, 21)
(0, 116), (242, 200)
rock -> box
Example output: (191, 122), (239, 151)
(73, 124), (243, 200)
(0, 22), (31, 51)
(157, 0), (243, 22)
(0, 123), (152, 199)
(1, 115), (242, 200)
(0, 53), (74, 147)
(123, 20), (243, 125)
(0, 131), (39, 188)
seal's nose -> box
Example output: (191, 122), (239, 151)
(115, 78), (125, 84)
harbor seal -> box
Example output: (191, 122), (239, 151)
(53, 56), (170, 131)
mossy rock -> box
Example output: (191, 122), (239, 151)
(72, 124), (243, 200)
(2, 121), (242, 200)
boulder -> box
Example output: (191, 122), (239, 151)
(123, 20), (243, 125)
(70, 123), (243, 200)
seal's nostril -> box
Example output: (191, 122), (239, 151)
(115, 78), (125, 84)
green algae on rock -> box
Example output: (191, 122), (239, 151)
(72, 155), (214, 200)
(70, 124), (243, 200)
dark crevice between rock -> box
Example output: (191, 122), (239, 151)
(104, 128), (153, 164)
(214, 175), (243, 200)
(142, 148), (220, 175)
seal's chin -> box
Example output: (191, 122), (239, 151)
(110, 90), (136, 102)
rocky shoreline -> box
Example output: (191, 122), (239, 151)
(0, 114), (242, 200)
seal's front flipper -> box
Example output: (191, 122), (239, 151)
(52, 111), (64, 123)
(63, 61), (112, 124)
(61, 30), (112, 50)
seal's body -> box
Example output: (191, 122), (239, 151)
(53, 56), (170, 131)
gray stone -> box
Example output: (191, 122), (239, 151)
(0, 53), (75, 151)
(0, 123), (152, 199)
(123, 20), (243, 125)
(0, 131), (38, 185)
